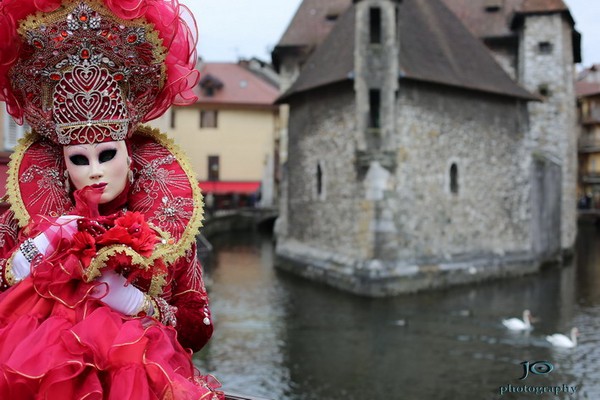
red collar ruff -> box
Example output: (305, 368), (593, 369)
(7, 125), (204, 295)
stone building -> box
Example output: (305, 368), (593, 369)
(273, 0), (580, 296)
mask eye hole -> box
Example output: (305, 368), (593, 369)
(69, 154), (89, 166)
(99, 149), (117, 163)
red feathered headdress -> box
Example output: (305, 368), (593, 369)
(0, 0), (199, 145)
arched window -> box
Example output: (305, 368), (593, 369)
(316, 163), (323, 197)
(450, 163), (459, 194)
(369, 89), (381, 129)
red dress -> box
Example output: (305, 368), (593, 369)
(0, 127), (223, 399)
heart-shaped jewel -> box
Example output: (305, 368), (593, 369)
(72, 92), (104, 118)
(71, 65), (103, 92)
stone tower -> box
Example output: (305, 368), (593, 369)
(354, 0), (401, 262)
(354, 0), (399, 153)
(513, 3), (578, 256)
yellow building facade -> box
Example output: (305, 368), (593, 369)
(158, 61), (281, 208)
(166, 105), (278, 182)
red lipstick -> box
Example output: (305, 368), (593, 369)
(91, 182), (107, 189)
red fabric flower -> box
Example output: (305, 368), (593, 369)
(70, 231), (97, 268)
(97, 211), (156, 257)
(105, 252), (133, 273)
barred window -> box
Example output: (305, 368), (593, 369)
(200, 110), (218, 128)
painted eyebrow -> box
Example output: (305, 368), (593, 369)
(65, 147), (89, 156)
(96, 144), (118, 151)
(70, 145), (89, 150)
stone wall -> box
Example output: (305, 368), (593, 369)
(282, 83), (364, 260)
(391, 82), (532, 264)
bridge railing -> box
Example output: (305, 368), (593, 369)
(224, 391), (271, 400)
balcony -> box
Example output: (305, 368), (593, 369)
(581, 107), (600, 126)
(581, 172), (600, 184)
(225, 392), (269, 400)
(579, 135), (600, 153)
(355, 150), (396, 171)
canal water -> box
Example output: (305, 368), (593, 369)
(194, 223), (600, 400)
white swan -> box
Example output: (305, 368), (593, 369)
(502, 309), (532, 331)
(546, 327), (579, 348)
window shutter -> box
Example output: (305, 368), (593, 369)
(3, 110), (28, 150)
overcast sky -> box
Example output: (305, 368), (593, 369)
(186, 0), (600, 67)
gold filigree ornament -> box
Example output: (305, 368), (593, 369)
(11, 0), (168, 145)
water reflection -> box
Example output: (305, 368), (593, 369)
(195, 224), (600, 399)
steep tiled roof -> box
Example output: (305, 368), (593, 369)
(441, 0), (523, 39)
(518, 0), (568, 13)
(281, 0), (534, 101)
(276, 0), (352, 48)
(280, 6), (355, 96)
(577, 64), (600, 81)
(441, 0), (571, 39)
(576, 81), (600, 98)
(195, 63), (279, 107)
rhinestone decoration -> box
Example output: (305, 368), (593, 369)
(9, 1), (165, 145)
(53, 64), (129, 144)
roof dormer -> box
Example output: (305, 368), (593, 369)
(199, 74), (224, 97)
(484, 0), (502, 13)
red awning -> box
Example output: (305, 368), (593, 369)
(199, 181), (260, 194)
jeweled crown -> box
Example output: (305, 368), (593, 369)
(2, 0), (197, 146)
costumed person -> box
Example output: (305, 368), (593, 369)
(0, 0), (224, 398)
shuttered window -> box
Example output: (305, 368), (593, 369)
(3, 110), (29, 150)
(200, 110), (218, 128)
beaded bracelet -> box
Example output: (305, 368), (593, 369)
(20, 238), (40, 263)
(135, 294), (153, 317)
(149, 297), (159, 319)
(154, 297), (178, 327)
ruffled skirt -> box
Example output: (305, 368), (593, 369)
(0, 251), (222, 399)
